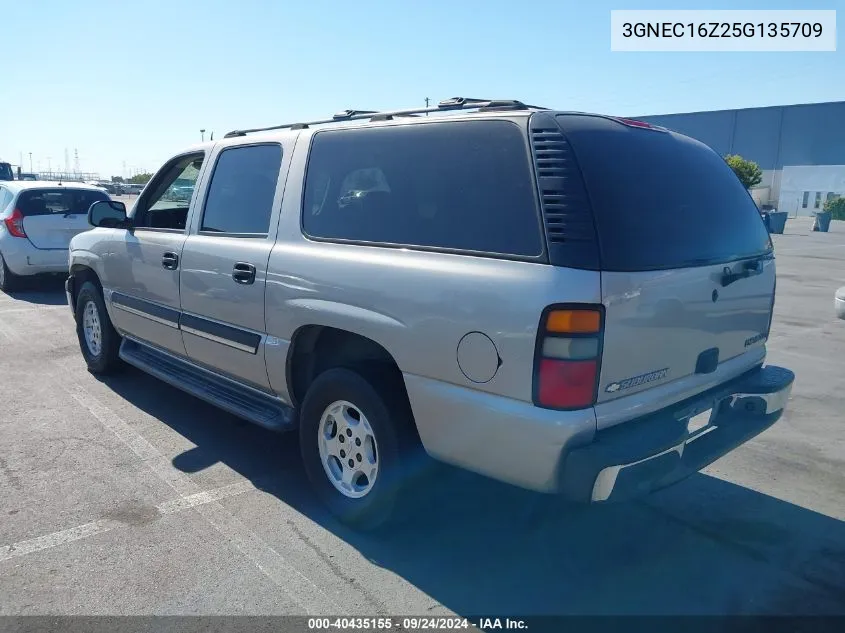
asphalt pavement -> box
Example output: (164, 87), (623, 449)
(0, 218), (843, 616)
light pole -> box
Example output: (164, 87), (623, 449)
(28, 153), (32, 172)
(200, 129), (206, 142)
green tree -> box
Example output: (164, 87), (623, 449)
(824, 195), (845, 221)
(725, 154), (763, 190)
(128, 172), (153, 185)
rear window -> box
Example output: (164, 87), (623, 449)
(556, 115), (772, 271)
(17, 189), (109, 216)
(302, 121), (543, 257)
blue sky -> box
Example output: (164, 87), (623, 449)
(2, 0), (842, 177)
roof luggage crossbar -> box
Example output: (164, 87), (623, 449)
(223, 97), (546, 138)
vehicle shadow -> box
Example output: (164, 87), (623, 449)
(99, 367), (845, 617)
(5, 275), (67, 305)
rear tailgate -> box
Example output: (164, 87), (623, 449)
(18, 188), (106, 249)
(549, 114), (774, 415)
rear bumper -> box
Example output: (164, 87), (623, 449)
(0, 236), (68, 276)
(835, 286), (845, 320)
(559, 365), (794, 503)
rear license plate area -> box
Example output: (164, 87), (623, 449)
(687, 408), (715, 440)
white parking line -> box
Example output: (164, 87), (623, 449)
(61, 382), (340, 615)
(0, 519), (121, 563)
(0, 306), (67, 315)
(157, 480), (256, 514)
(0, 481), (260, 565)
(0, 319), (22, 342)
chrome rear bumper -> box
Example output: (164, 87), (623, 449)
(559, 365), (794, 503)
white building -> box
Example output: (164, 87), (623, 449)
(640, 101), (845, 217)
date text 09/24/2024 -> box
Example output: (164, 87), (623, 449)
(307, 617), (528, 630)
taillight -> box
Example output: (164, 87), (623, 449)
(4, 208), (26, 238)
(766, 277), (776, 337)
(533, 306), (604, 410)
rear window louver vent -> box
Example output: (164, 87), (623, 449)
(529, 114), (600, 270)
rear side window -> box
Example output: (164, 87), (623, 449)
(556, 115), (772, 271)
(0, 187), (13, 210)
(17, 189), (109, 216)
(302, 121), (543, 257)
(201, 144), (282, 235)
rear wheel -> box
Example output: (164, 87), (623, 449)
(299, 367), (417, 530)
(75, 281), (121, 374)
(0, 253), (21, 292)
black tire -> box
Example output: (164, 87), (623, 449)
(299, 366), (417, 530)
(0, 253), (21, 292)
(75, 281), (122, 374)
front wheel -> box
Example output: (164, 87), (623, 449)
(75, 282), (122, 374)
(299, 367), (415, 530)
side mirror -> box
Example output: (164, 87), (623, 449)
(89, 200), (130, 228)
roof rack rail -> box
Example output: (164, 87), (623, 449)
(223, 97), (546, 138)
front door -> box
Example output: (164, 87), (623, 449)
(179, 142), (287, 390)
(103, 152), (208, 357)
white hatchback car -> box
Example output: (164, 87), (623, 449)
(0, 181), (109, 291)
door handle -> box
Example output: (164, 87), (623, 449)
(232, 262), (256, 285)
(162, 252), (179, 270)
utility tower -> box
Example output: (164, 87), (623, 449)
(74, 149), (80, 174)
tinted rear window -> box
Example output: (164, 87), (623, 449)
(17, 189), (109, 216)
(556, 115), (772, 271)
(302, 121), (543, 257)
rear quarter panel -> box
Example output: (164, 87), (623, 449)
(264, 133), (602, 406)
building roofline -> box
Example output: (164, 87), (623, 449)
(636, 99), (845, 119)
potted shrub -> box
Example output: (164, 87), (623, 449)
(817, 195), (845, 232)
(725, 154), (787, 233)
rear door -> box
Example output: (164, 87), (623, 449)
(179, 142), (288, 390)
(18, 188), (108, 249)
(547, 114), (774, 413)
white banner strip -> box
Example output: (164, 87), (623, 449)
(611, 10), (836, 52)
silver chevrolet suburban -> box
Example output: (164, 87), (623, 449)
(67, 98), (794, 528)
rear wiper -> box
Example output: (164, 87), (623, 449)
(721, 259), (762, 287)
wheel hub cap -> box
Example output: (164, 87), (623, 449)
(82, 300), (102, 356)
(317, 400), (378, 499)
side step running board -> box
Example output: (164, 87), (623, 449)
(119, 337), (295, 432)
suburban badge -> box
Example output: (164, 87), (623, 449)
(605, 368), (669, 393)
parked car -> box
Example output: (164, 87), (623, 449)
(96, 182), (120, 195)
(18, 173), (38, 181)
(0, 182), (109, 291)
(0, 162), (13, 182)
(166, 180), (194, 202)
(84, 181), (109, 194)
(67, 98), (794, 528)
